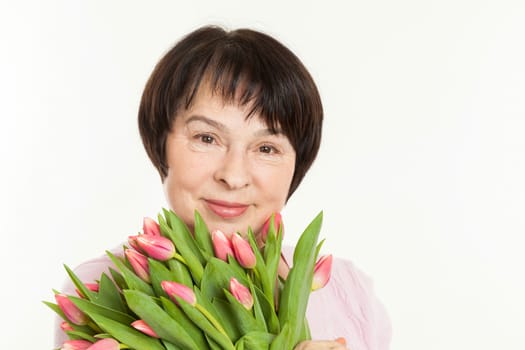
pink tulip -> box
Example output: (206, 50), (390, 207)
(311, 254), (333, 291)
(260, 213), (283, 242)
(143, 217), (161, 236)
(136, 234), (175, 261)
(61, 339), (92, 350)
(161, 280), (196, 306)
(128, 234), (142, 251)
(131, 319), (159, 338)
(60, 321), (74, 332)
(211, 229), (234, 261)
(55, 293), (89, 325)
(229, 278), (253, 310)
(231, 233), (256, 269)
(125, 249), (150, 283)
(86, 338), (120, 350)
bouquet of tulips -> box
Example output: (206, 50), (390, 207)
(45, 209), (332, 350)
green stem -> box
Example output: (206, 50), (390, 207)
(173, 252), (187, 265)
(87, 321), (103, 334)
(195, 303), (227, 336)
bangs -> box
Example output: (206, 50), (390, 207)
(179, 38), (289, 134)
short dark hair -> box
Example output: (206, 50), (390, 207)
(138, 25), (323, 199)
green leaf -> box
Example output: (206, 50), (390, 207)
(109, 267), (128, 290)
(64, 265), (96, 301)
(235, 331), (274, 350)
(223, 290), (264, 335)
(161, 297), (209, 349)
(43, 300), (66, 320)
(124, 290), (199, 350)
(269, 323), (291, 350)
(262, 216), (283, 301)
(205, 334), (223, 350)
(163, 340), (184, 350)
(70, 296), (136, 325)
(161, 209), (204, 285)
(167, 259), (193, 288)
(200, 258), (248, 302)
(107, 251), (155, 297)
(246, 279), (271, 333)
(95, 273), (128, 313)
(299, 316), (311, 342)
(252, 285), (279, 334)
(148, 259), (174, 298)
(210, 297), (242, 341)
(64, 330), (98, 342)
(278, 211), (322, 346)
(195, 289), (237, 341)
(193, 210), (214, 259)
(176, 296), (235, 350)
(87, 313), (165, 350)
(247, 231), (273, 306)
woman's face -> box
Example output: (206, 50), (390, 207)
(163, 87), (296, 236)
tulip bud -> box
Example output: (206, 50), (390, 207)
(136, 234), (175, 261)
(125, 249), (150, 283)
(55, 293), (89, 326)
(229, 278), (254, 310)
(211, 229), (234, 261)
(60, 321), (74, 332)
(128, 234), (142, 251)
(143, 217), (161, 236)
(131, 319), (159, 338)
(86, 338), (120, 350)
(311, 254), (333, 291)
(161, 280), (196, 306)
(231, 233), (256, 269)
(261, 213), (283, 243)
(61, 339), (92, 350)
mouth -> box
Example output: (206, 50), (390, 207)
(204, 199), (250, 219)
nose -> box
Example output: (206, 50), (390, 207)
(214, 148), (251, 190)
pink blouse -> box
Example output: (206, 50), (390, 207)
(55, 246), (391, 349)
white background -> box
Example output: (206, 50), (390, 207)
(2, 1), (525, 349)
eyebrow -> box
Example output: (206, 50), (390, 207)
(185, 115), (283, 136)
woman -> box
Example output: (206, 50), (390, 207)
(56, 25), (391, 350)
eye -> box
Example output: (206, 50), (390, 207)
(259, 145), (277, 154)
(198, 134), (215, 144)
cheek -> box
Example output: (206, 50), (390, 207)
(258, 163), (295, 205)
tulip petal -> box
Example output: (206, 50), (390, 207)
(125, 249), (150, 283)
(86, 338), (120, 350)
(231, 233), (256, 269)
(211, 229), (234, 261)
(132, 319), (159, 338)
(261, 213), (283, 243)
(161, 280), (197, 306)
(61, 339), (93, 350)
(229, 277), (254, 310)
(55, 293), (89, 325)
(311, 254), (333, 291)
(136, 234), (175, 261)
(143, 217), (161, 236)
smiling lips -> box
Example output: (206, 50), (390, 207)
(205, 199), (249, 218)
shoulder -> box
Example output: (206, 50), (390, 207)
(283, 246), (391, 350)
(316, 255), (392, 350)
